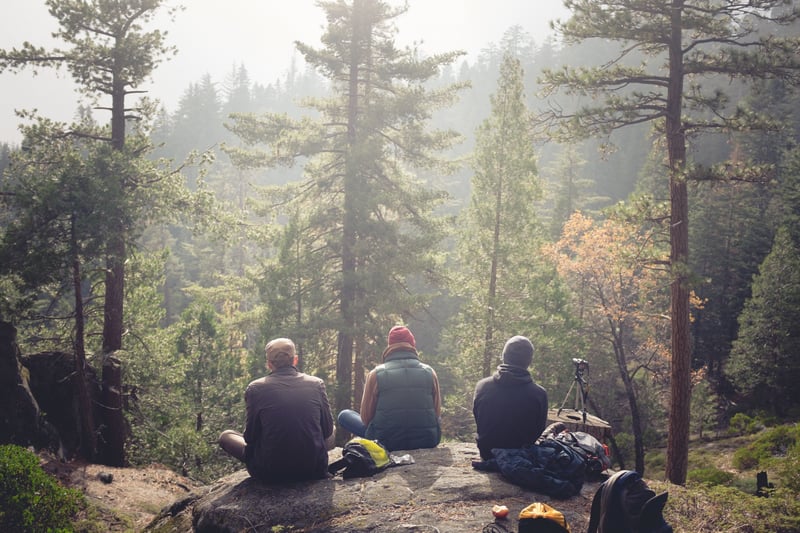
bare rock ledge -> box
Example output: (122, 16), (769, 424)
(144, 442), (601, 533)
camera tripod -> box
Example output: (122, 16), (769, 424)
(557, 358), (590, 424)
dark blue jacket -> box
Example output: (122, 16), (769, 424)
(472, 439), (585, 499)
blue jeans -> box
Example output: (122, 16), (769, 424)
(337, 409), (367, 438)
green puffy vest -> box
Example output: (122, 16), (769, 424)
(365, 351), (440, 451)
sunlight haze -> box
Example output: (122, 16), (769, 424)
(0, 0), (569, 143)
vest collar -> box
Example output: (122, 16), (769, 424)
(382, 343), (418, 361)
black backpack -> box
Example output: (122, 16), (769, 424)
(587, 470), (672, 533)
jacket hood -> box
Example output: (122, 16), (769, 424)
(493, 363), (533, 385)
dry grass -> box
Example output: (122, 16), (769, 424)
(644, 426), (800, 533)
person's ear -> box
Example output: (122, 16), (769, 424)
(293, 354), (299, 366)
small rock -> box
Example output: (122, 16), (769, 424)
(98, 472), (114, 484)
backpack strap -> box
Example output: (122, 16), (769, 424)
(586, 482), (603, 533)
(327, 457), (349, 476)
(587, 470), (638, 533)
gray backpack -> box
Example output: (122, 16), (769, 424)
(552, 430), (612, 477)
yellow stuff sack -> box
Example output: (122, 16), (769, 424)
(518, 502), (571, 533)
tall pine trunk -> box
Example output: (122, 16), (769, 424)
(334, 0), (367, 442)
(71, 214), (97, 461)
(482, 169), (503, 377)
(665, 0), (691, 484)
(99, 73), (127, 466)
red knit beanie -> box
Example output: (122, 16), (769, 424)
(387, 325), (415, 347)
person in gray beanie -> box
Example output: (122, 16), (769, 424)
(472, 335), (549, 460)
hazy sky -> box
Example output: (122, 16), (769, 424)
(0, 0), (570, 143)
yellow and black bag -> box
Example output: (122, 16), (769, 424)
(328, 437), (393, 479)
(518, 502), (571, 533)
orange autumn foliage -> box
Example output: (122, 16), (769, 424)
(543, 211), (671, 377)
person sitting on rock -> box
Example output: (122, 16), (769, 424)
(218, 337), (335, 483)
(337, 325), (441, 451)
(472, 335), (548, 460)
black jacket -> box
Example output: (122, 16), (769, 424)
(473, 364), (548, 460)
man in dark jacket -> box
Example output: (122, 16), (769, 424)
(473, 335), (548, 460)
(337, 325), (441, 451)
(218, 338), (335, 482)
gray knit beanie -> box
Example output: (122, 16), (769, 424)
(502, 335), (534, 368)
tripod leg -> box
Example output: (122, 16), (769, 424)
(557, 379), (577, 416)
(579, 381), (588, 424)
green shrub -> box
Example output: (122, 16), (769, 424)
(775, 441), (800, 493)
(0, 444), (83, 532)
(732, 446), (761, 470)
(729, 412), (760, 436)
(732, 424), (800, 471)
(687, 467), (734, 486)
(752, 410), (780, 429)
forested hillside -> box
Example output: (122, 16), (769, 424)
(1, 0), (799, 495)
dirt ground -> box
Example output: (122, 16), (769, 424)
(39, 452), (202, 531)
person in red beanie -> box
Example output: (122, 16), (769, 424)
(337, 325), (442, 450)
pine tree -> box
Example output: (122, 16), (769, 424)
(167, 75), (224, 184)
(1, 0), (181, 466)
(0, 119), (125, 460)
(225, 0), (465, 426)
(0, 0), (178, 357)
(726, 225), (800, 415)
(0, 143), (11, 182)
(689, 181), (773, 378)
(223, 64), (253, 116)
(451, 54), (541, 378)
(725, 147), (800, 415)
(540, 145), (614, 239)
(539, 0), (800, 484)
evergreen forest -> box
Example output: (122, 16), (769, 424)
(1, 0), (800, 492)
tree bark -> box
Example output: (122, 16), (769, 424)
(102, 76), (127, 354)
(334, 0), (366, 444)
(99, 355), (124, 466)
(612, 323), (646, 473)
(99, 66), (128, 466)
(353, 335), (366, 414)
(665, 0), (691, 485)
(483, 166), (503, 377)
(72, 216), (97, 462)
